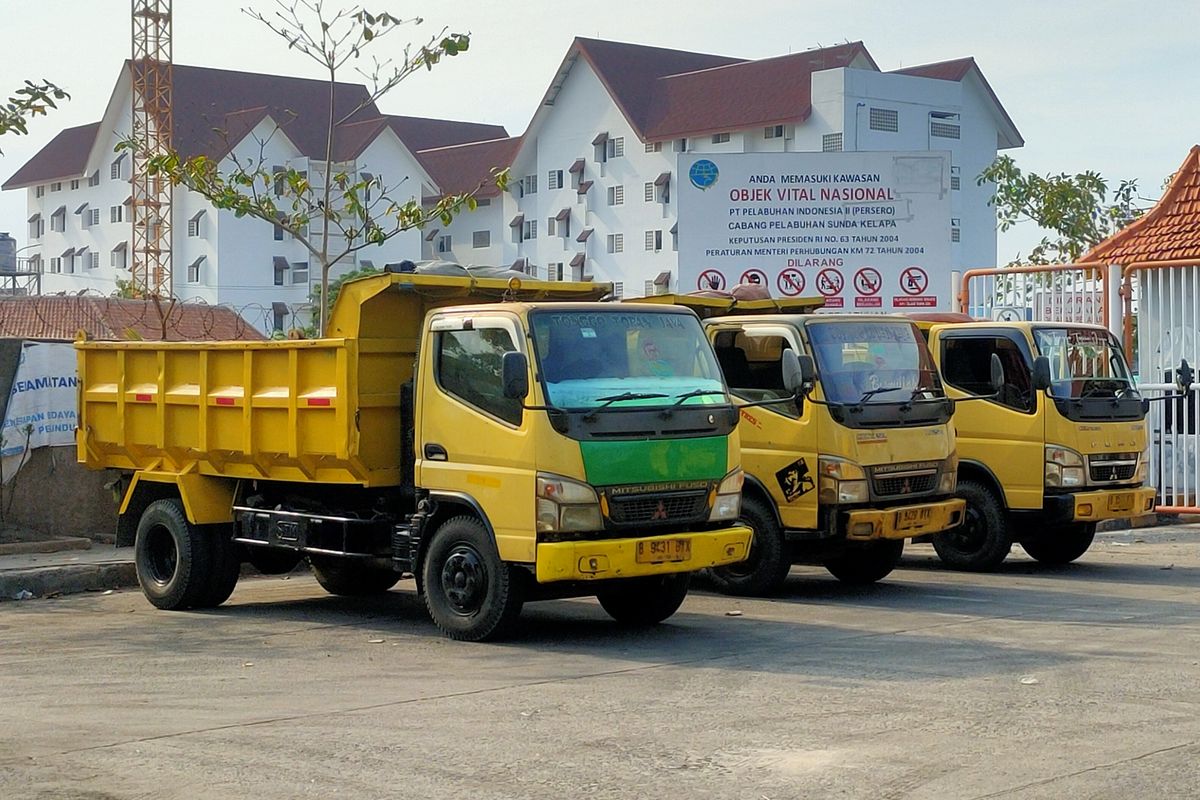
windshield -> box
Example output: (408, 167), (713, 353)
(808, 320), (943, 405)
(1034, 327), (1134, 398)
(530, 310), (726, 409)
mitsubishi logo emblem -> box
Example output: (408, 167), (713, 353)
(1110, 469), (1118, 481)
(901, 478), (912, 494)
(651, 501), (668, 521)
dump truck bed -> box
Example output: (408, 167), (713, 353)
(77, 272), (610, 486)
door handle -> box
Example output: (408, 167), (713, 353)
(424, 443), (448, 461)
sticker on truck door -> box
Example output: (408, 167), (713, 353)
(775, 457), (815, 502)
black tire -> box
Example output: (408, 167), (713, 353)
(824, 539), (904, 585)
(195, 524), (240, 608)
(932, 479), (1012, 571)
(1022, 523), (1096, 566)
(596, 573), (691, 626)
(707, 496), (791, 596)
(421, 516), (525, 642)
(134, 498), (214, 610)
(309, 555), (401, 597)
(245, 547), (303, 575)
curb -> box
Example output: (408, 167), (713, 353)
(0, 537), (94, 557)
(0, 562), (138, 601)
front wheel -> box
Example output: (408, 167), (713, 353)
(596, 573), (691, 626)
(707, 496), (791, 596)
(824, 539), (904, 584)
(932, 480), (1012, 571)
(1021, 523), (1096, 565)
(309, 556), (401, 596)
(421, 516), (525, 642)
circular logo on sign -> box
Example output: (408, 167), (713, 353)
(697, 269), (726, 291)
(816, 268), (844, 297)
(740, 268), (767, 286)
(777, 269), (806, 296)
(854, 267), (881, 296)
(899, 266), (929, 296)
(688, 159), (720, 190)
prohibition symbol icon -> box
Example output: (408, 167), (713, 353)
(899, 266), (929, 295)
(777, 268), (805, 296)
(740, 268), (768, 286)
(816, 268), (844, 297)
(854, 267), (882, 296)
(697, 269), (726, 291)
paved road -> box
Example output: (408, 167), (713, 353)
(1, 531), (1198, 799)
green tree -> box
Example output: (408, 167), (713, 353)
(979, 155), (1147, 264)
(0, 80), (69, 154)
(126, 3), (506, 334)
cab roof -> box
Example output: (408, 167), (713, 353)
(628, 293), (825, 319)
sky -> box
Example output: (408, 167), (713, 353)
(2, 0), (1197, 264)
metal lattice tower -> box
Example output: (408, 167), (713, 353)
(130, 0), (173, 297)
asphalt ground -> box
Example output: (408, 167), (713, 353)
(1, 530), (1197, 799)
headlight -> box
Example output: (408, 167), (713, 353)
(536, 473), (603, 532)
(938, 451), (958, 495)
(1045, 445), (1085, 488)
(1135, 451), (1149, 484)
(818, 457), (869, 504)
(708, 468), (744, 522)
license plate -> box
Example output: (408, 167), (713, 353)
(895, 507), (933, 530)
(1107, 493), (1134, 512)
(636, 538), (692, 563)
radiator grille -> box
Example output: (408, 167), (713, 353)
(606, 490), (709, 526)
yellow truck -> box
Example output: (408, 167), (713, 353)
(914, 316), (1171, 570)
(631, 294), (967, 594)
(76, 270), (753, 640)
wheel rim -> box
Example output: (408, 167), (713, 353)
(144, 525), (178, 586)
(440, 544), (488, 616)
(945, 504), (987, 554)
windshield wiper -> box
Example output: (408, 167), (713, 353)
(585, 392), (669, 416)
(856, 386), (901, 404)
(673, 388), (726, 406)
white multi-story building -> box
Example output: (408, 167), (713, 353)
(3, 63), (508, 332)
(423, 38), (1022, 296)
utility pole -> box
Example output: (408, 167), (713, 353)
(130, 0), (173, 297)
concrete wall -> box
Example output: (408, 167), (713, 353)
(3, 446), (117, 541)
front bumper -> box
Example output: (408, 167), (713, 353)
(1043, 486), (1157, 524)
(843, 498), (967, 542)
(535, 525), (752, 583)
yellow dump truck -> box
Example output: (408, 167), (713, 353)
(913, 316), (1169, 570)
(630, 294), (966, 593)
(77, 270), (752, 640)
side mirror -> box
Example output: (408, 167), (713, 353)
(1177, 358), (1194, 393)
(1032, 355), (1052, 392)
(989, 352), (1006, 395)
(501, 351), (529, 400)
(781, 350), (815, 394)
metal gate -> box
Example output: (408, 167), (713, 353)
(957, 263), (1113, 328)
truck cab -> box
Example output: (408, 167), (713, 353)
(916, 317), (1157, 570)
(632, 295), (965, 594)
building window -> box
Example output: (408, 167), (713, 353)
(607, 233), (623, 254)
(764, 124), (785, 139)
(521, 174), (538, 196)
(273, 219), (285, 241)
(644, 182), (655, 202)
(869, 107), (899, 132)
(930, 112), (961, 139)
(187, 256), (204, 283)
(50, 209), (65, 232)
(273, 305), (288, 333)
(607, 185), (624, 206)
(111, 205), (123, 223)
(51, 182), (62, 192)
(188, 211), (206, 237)
(88, 208), (100, 227)
(35, 185), (45, 198)
(547, 169), (563, 190)
(292, 262), (309, 285)
(477, 198), (491, 207)
(472, 230), (490, 248)
(49, 257), (61, 273)
(111, 245), (127, 269)
(523, 219), (537, 240)
(951, 218), (961, 243)
(110, 154), (126, 180)
(606, 137), (624, 159)
(88, 170), (100, 187)
(645, 141), (662, 153)
(644, 230), (663, 252)
(711, 132), (730, 144)
(436, 234), (452, 254)
(951, 166), (961, 191)
(612, 282), (623, 299)
(547, 262), (563, 281)
(822, 133), (843, 152)
(675, 138), (688, 153)
(70, 179), (80, 190)
(88, 251), (99, 270)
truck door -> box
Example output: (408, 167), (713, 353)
(415, 313), (537, 563)
(932, 329), (1044, 510)
(710, 322), (819, 531)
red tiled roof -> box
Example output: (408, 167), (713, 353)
(2, 123), (101, 190)
(644, 43), (875, 140)
(0, 296), (267, 341)
(385, 116), (508, 153)
(1083, 146), (1200, 264)
(415, 137), (521, 198)
(891, 57), (975, 81)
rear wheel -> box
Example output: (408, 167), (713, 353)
(596, 573), (691, 626)
(1021, 523), (1096, 565)
(932, 480), (1011, 571)
(824, 539), (904, 584)
(707, 496), (791, 596)
(309, 556), (401, 596)
(195, 524), (240, 608)
(421, 516), (525, 642)
(134, 499), (214, 610)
